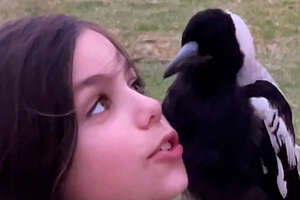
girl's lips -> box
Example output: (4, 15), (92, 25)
(149, 143), (183, 161)
(147, 131), (183, 161)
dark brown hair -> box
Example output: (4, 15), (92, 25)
(0, 15), (142, 200)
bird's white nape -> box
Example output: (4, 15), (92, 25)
(226, 10), (280, 89)
(225, 10), (255, 65)
(226, 10), (262, 87)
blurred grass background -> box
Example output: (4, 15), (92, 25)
(2, 0), (298, 140)
(0, 0), (299, 198)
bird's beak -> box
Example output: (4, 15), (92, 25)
(163, 41), (199, 78)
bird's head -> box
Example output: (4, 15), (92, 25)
(164, 9), (254, 79)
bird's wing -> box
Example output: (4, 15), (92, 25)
(247, 80), (297, 168)
(244, 80), (299, 199)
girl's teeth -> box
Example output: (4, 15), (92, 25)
(160, 142), (172, 151)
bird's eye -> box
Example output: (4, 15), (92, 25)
(88, 95), (110, 117)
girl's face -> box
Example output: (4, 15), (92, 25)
(63, 29), (187, 200)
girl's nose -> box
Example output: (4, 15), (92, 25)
(132, 92), (162, 130)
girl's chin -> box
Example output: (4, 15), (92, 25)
(164, 164), (188, 199)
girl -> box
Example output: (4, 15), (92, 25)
(0, 15), (187, 200)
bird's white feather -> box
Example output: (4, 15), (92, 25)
(250, 97), (298, 198)
(250, 97), (297, 168)
(296, 145), (300, 162)
(276, 156), (288, 198)
(260, 159), (268, 174)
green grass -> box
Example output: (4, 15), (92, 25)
(136, 60), (175, 102)
(0, 0), (299, 197)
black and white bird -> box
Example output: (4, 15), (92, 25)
(162, 8), (300, 200)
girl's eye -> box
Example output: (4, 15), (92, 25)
(88, 96), (109, 117)
(130, 78), (144, 94)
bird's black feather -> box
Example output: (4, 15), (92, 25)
(162, 61), (281, 200)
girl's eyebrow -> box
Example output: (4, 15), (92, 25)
(74, 74), (107, 92)
(74, 53), (131, 93)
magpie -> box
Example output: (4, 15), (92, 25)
(162, 8), (300, 200)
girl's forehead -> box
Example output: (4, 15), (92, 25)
(72, 29), (126, 87)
